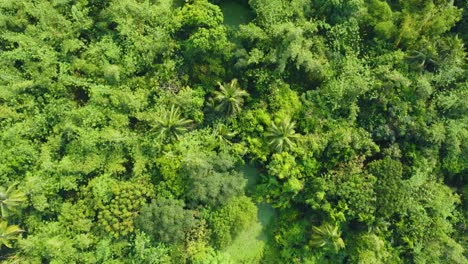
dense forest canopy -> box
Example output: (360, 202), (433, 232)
(0, 0), (467, 263)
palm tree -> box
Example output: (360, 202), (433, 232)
(266, 117), (299, 152)
(0, 221), (24, 248)
(153, 105), (192, 141)
(213, 79), (249, 116)
(213, 123), (237, 145)
(309, 223), (345, 252)
(0, 183), (26, 218)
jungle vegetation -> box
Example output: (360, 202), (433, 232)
(0, 0), (467, 263)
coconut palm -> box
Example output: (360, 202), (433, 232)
(309, 223), (345, 252)
(213, 79), (249, 116)
(153, 105), (192, 141)
(213, 123), (237, 145)
(0, 221), (24, 248)
(266, 117), (299, 152)
(0, 183), (26, 218)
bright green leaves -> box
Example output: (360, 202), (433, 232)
(318, 55), (371, 119)
(236, 18), (330, 83)
(0, 0), (465, 262)
(258, 153), (304, 209)
(175, 0), (224, 31)
(213, 79), (249, 117)
(175, 0), (232, 85)
(208, 196), (257, 249)
(95, 0), (177, 79)
(213, 123), (238, 146)
(310, 0), (364, 24)
(363, 0), (462, 48)
(85, 175), (154, 238)
(18, 220), (89, 263)
(0, 182), (27, 218)
(364, 0), (395, 40)
(284, 177), (304, 194)
(130, 232), (172, 264)
(267, 152), (301, 180)
(365, 156), (464, 262)
(0, 183), (26, 249)
(266, 117), (299, 153)
(153, 129), (246, 207)
(325, 162), (377, 223)
(347, 233), (400, 264)
(441, 119), (468, 182)
(273, 22), (328, 77)
(236, 1), (332, 87)
(322, 126), (378, 169)
(0, 221), (24, 248)
(183, 26), (231, 60)
(248, 0), (294, 26)
(152, 105), (193, 142)
(267, 81), (302, 117)
(267, 152), (304, 195)
(309, 223), (345, 253)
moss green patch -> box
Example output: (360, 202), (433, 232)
(219, 1), (254, 27)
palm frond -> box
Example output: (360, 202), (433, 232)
(213, 79), (249, 116)
(266, 117), (299, 152)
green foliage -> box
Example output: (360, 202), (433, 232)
(266, 117), (299, 153)
(267, 152), (301, 180)
(326, 162), (377, 223)
(136, 197), (197, 244)
(175, 0), (232, 85)
(267, 81), (302, 117)
(0, 221), (23, 248)
(213, 79), (249, 116)
(309, 223), (345, 253)
(347, 233), (400, 264)
(209, 195), (257, 248)
(152, 105), (193, 141)
(367, 158), (408, 218)
(179, 144), (246, 207)
(0, 0), (466, 262)
(86, 175), (154, 238)
(130, 232), (172, 264)
(0, 182), (26, 218)
(363, 0), (463, 48)
(18, 219), (96, 263)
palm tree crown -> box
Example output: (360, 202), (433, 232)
(266, 117), (299, 152)
(0, 183), (26, 218)
(309, 223), (345, 252)
(153, 105), (192, 141)
(213, 79), (249, 116)
(0, 221), (24, 248)
(213, 123), (237, 145)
